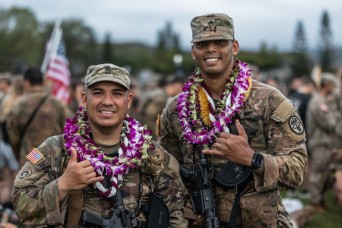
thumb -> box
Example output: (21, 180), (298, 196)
(69, 147), (78, 163)
(236, 119), (247, 138)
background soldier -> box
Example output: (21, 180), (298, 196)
(329, 71), (342, 206)
(6, 67), (72, 167)
(158, 13), (307, 227)
(12, 63), (187, 227)
(306, 73), (337, 211)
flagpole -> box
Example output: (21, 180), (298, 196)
(41, 20), (62, 75)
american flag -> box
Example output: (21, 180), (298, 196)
(42, 22), (71, 104)
(26, 148), (44, 164)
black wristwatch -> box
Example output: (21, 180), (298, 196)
(251, 152), (264, 169)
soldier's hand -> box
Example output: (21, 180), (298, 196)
(203, 119), (254, 166)
(58, 147), (104, 199)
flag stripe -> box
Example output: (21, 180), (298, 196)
(44, 35), (71, 104)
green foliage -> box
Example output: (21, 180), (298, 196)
(238, 42), (284, 70)
(0, 6), (336, 81)
(0, 7), (42, 72)
(291, 21), (311, 77)
(304, 190), (342, 228)
(111, 43), (155, 74)
(102, 32), (113, 64)
(319, 10), (334, 72)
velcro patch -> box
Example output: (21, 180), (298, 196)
(26, 148), (44, 164)
(271, 99), (296, 123)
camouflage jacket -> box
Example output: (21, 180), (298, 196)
(6, 88), (72, 166)
(158, 80), (308, 227)
(305, 92), (337, 150)
(328, 91), (342, 170)
(12, 135), (187, 228)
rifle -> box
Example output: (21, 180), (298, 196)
(180, 146), (220, 228)
(82, 189), (137, 228)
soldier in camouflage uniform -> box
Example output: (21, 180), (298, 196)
(306, 73), (337, 211)
(158, 13), (307, 227)
(328, 73), (342, 206)
(6, 67), (72, 167)
(12, 63), (187, 227)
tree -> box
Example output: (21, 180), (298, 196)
(154, 21), (182, 73)
(318, 10), (333, 71)
(102, 32), (114, 63)
(291, 20), (311, 76)
(238, 42), (283, 70)
(0, 7), (42, 73)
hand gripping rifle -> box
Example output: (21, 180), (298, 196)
(180, 146), (220, 228)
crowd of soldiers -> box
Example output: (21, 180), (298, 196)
(0, 67), (186, 227)
(0, 12), (342, 228)
(1, 60), (342, 228)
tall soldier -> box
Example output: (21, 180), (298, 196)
(12, 64), (187, 227)
(332, 72), (342, 206)
(306, 73), (337, 211)
(158, 13), (308, 227)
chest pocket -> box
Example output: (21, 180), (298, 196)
(121, 170), (154, 211)
(239, 111), (265, 150)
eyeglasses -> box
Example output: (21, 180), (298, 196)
(194, 40), (230, 49)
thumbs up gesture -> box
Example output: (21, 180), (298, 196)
(58, 147), (104, 199)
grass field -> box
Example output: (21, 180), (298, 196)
(303, 190), (342, 228)
(284, 189), (342, 227)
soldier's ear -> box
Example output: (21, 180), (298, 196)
(81, 91), (87, 106)
(232, 40), (239, 55)
(127, 91), (133, 109)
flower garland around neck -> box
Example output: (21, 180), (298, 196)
(177, 60), (252, 145)
(63, 107), (153, 198)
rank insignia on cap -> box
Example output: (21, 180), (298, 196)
(26, 148), (44, 164)
(104, 65), (112, 74)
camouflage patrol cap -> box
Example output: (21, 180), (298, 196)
(191, 13), (234, 43)
(85, 63), (130, 89)
(320, 72), (336, 85)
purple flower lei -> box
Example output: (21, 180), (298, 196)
(177, 60), (252, 145)
(63, 107), (153, 198)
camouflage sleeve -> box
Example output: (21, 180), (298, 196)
(307, 96), (337, 132)
(254, 92), (308, 191)
(158, 97), (184, 164)
(12, 136), (67, 225)
(145, 142), (188, 228)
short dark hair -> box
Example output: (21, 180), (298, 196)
(24, 67), (43, 85)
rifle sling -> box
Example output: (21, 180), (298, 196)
(227, 174), (253, 228)
(19, 94), (49, 145)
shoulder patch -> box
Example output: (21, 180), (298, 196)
(18, 168), (32, 179)
(26, 148), (45, 164)
(147, 146), (164, 165)
(271, 99), (296, 123)
(288, 115), (304, 134)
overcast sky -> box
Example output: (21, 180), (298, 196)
(2, 0), (341, 51)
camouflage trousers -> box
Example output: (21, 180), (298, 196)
(308, 146), (333, 204)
